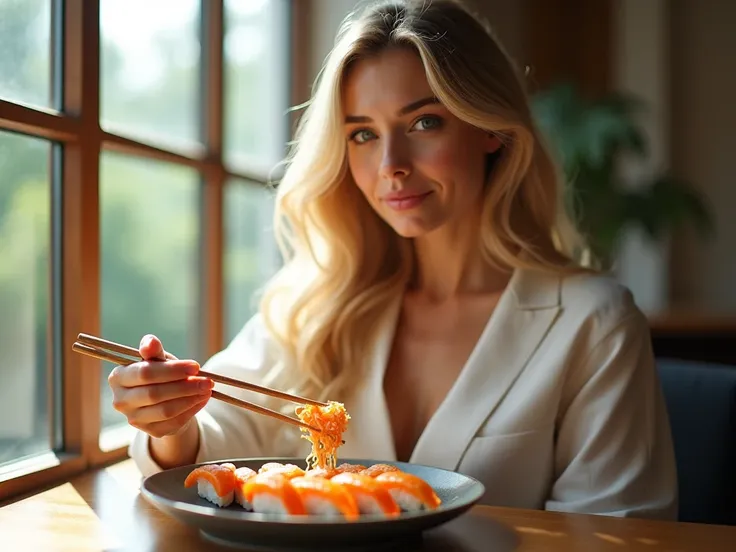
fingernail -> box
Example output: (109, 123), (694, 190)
(198, 380), (213, 392)
(185, 363), (199, 375)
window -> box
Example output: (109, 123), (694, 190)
(0, 0), (53, 108)
(99, 152), (201, 445)
(0, 132), (56, 467)
(0, 0), (294, 500)
(224, 0), (290, 173)
(224, 178), (280, 343)
(100, 0), (202, 151)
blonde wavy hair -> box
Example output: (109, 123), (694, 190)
(260, 0), (589, 402)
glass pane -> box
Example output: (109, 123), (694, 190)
(0, 131), (52, 466)
(224, 179), (279, 342)
(224, 0), (290, 174)
(99, 151), (200, 433)
(100, 0), (201, 150)
(0, 0), (52, 107)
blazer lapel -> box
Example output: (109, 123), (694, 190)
(339, 296), (402, 463)
(409, 269), (562, 471)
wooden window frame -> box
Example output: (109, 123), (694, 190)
(0, 0), (310, 503)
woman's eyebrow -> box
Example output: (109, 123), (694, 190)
(344, 96), (440, 123)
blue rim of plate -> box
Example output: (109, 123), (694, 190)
(141, 457), (486, 525)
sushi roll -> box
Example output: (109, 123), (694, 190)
(361, 463), (401, 478)
(183, 463), (237, 507)
(241, 473), (306, 516)
(258, 462), (306, 479)
(375, 471), (441, 511)
(330, 473), (400, 517)
(233, 467), (257, 510)
(289, 476), (360, 521)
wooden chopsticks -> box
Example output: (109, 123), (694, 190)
(73, 333), (326, 433)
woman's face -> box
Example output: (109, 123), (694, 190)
(342, 47), (501, 238)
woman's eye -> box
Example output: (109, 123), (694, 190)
(413, 116), (442, 131)
(350, 129), (376, 144)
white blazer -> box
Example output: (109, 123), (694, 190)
(130, 268), (678, 520)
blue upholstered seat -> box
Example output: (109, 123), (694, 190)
(656, 358), (736, 525)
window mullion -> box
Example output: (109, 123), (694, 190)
(61, 0), (102, 463)
(200, 0), (225, 360)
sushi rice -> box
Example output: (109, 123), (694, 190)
(196, 479), (234, 507)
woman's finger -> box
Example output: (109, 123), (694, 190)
(139, 334), (178, 361)
(114, 377), (213, 410)
(143, 397), (210, 439)
(109, 359), (200, 388)
(131, 394), (210, 425)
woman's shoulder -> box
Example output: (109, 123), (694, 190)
(556, 270), (648, 338)
(518, 267), (646, 335)
(560, 270), (638, 312)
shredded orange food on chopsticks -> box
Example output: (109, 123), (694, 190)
(295, 401), (350, 470)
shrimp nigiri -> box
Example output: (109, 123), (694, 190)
(375, 471), (442, 511)
(184, 463), (237, 507)
(330, 472), (400, 517)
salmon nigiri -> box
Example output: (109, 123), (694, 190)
(361, 463), (401, 478)
(258, 462), (306, 479)
(184, 463), (237, 507)
(334, 463), (367, 475)
(375, 471), (442, 511)
(241, 473), (307, 515)
(304, 467), (338, 479)
(330, 472), (400, 517)
(289, 476), (360, 521)
(302, 462), (363, 479)
(233, 467), (257, 510)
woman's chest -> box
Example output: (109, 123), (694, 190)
(382, 295), (500, 460)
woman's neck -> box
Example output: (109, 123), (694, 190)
(409, 217), (510, 302)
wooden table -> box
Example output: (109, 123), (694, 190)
(1, 459), (734, 551)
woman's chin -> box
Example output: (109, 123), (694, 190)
(386, 217), (444, 239)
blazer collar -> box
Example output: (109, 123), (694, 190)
(341, 268), (563, 470)
(510, 267), (562, 310)
(410, 268), (562, 470)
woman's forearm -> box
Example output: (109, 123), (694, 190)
(149, 419), (201, 469)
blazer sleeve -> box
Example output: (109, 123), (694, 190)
(128, 314), (304, 477)
(544, 308), (678, 519)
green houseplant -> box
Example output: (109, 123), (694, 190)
(531, 82), (713, 269)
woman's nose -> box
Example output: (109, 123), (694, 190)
(378, 136), (411, 180)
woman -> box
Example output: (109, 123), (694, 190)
(114, 0), (677, 519)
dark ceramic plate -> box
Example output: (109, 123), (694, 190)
(141, 457), (485, 551)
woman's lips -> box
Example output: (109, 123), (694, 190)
(382, 191), (433, 211)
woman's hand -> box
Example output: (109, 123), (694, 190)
(107, 334), (213, 439)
